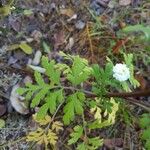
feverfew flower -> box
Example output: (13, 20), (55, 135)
(113, 63), (130, 82)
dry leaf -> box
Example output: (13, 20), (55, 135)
(28, 65), (46, 73)
(19, 42), (33, 54)
(66, 37), (74, 50)
(104, 138), (123, 149)
(10, 84), (29, 114)
(32, 50), (42, 65)
(135, 74), (147, 90)
(60, 8), (75, 17)
(54, 31), (65, 50)
(119, 0), (131, 6)
(112, 38), (128, 54)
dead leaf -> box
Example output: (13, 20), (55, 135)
(104, 138), (123, 149)
(31, 30), (42, 43)
(60, 8), (75, 17)
(9, 17), (21, 32)
(112, 38), (128, 54)
(119, 0), (131, 6)
(28, 65), (46, 73)
(135, 74), (147, 90)
(54, 31), (65, 50)
(10, 84), (29, 114)
(65, 37), (74, 50)
(7, 44), (20, 51)
(32, 50), (42, 65)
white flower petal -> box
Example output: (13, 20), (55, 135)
(113, 63), (130, 82)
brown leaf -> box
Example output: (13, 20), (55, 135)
(60, 8), (75, 17)
(54, 31), (65, 50)
(119, 0), (131, 6)
(135, 74), (147, 90)
(104, 138), (123, 149)
(112, 38), (128, 54)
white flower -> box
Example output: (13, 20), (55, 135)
(113, 63), (130, 82)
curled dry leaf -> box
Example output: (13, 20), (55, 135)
(119, 0), (131, 6)
(23, 76), (33, 84)
(28, 65), (46, 73)
(32, 50), (42, 65)
(31, 30), (42, 43)
(10, 84), (29, 114)
(54, 31), (65, 50)
(66, 37), (74, 50)
(60, 8), (75, 17)
(67, 14), (77, 22)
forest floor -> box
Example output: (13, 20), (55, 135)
(0, 0), (150, 149)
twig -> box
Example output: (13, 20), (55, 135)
(45, 101), (64, 132)
(86, 23), (94, 62)
(0, 137), (26, 148)
(124, 97), (150, 112)
(56, 86), (150, 111)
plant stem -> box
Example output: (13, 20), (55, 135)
(82, 113), (87, 141)
(45, 101), (64, 132)
(51, 86), (150, 111)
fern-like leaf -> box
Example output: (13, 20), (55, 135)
(63, 92), (85, 125)
(68, 125), (83, 145)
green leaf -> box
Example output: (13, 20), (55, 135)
(34, 71), (45, 85)
(142, 127), (150, 140)
(16, 88), (28, 95)
(37, 103), (49, 119)
(0, 119), (5, 129)
(123, 53), (140, 88)
(41, 56), (60, 84)
(140, 114), (150, 128)
(122, 24), (150, 41)
(23, 9), (33, 16)
(36, 90), (64, 118)
(31, 87), (49, 108)
(63, 99), (75, 125)
(67, 56), (91, 85)
(42, 41), (51, 53)
(68, 125), (83, 145)
(63, 93), (85, 125)
(77, 143), (86, 150)
(88, 137), (103, 149)
(19, 42), (33, 54)
(145, 140), (150, 150)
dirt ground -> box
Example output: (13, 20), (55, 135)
(0, 0), (150, 149)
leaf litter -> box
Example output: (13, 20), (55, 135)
(0, 0), (149, 149)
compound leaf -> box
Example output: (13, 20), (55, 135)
(68, 125), (83, 145)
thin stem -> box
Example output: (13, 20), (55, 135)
(51, 86), (150, 111)
(53, 86), (150, 98)
(82, 113), (87, 141)
(45, 101), (64, 132)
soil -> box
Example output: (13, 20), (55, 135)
(0, 0), (150, 149)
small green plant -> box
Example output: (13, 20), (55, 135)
(139, 113), (150, 150)
(17, 52), (139, 149)
(122, 25), (150, 42)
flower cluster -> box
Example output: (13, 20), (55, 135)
(113, 63), (130, 82)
